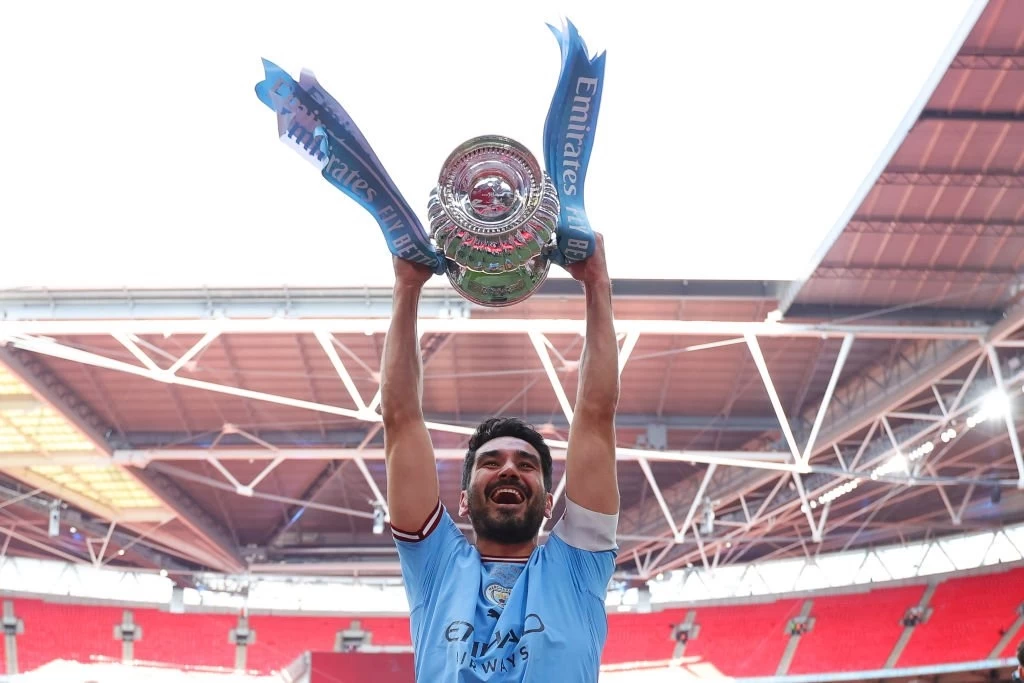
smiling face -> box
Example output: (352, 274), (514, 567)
(459, 436), (553, 545)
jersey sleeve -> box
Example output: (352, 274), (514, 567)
(391, 501), (467, 610)
(548, 496), (619, 600)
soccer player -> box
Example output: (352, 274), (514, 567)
(381, 234), (619, 681)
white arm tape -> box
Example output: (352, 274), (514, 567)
(551, 497), (618, 552)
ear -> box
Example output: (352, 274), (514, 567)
(544, 491), (553, 519)
(459, 490), (470, 517)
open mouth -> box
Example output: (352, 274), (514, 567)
(489, 486), (526, 505)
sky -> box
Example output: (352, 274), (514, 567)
(0, 0), (983, 290)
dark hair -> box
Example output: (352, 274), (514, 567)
(462, 417), (552, 492)
(1017, 639), (1024, 666)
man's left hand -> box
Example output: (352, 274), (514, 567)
(564, 232), (610, 287)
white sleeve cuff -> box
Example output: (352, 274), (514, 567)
(551, 497), (618, 552)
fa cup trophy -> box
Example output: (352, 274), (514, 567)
(426, 136), (560, 306)
(255, 21), (605, 307)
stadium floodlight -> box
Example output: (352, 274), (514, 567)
(871, 454), (909, 480)
(700, 498), (715, 537)
(47, 499), (60, 537)
(982, 391), (1011, 420)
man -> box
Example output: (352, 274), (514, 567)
(380, 234), (619, 682)
(1014, 639), (1023, 681)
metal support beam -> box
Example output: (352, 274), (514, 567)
(0, 282), (785, 321)
(849, 420), (879, 472)
(807, 265), (1017, 283)
(316, 332), (369, 413)
(168, 331), (220, 375)
(745, 334), (803, 466)
(832, 444), (848, 472)
(113, 333), (161, 372)
(816, 500), (832, 537)
(919, 109), (1024, 122)
(148, 462), (375, 522)
(353, 456), (388, 515)
(846, 219), (1024, 238)
(0, 526), (85, 565)
(5, 334), (367, 422)
(130, 467), (245, 573)
(627, 362), (1024, 574)
(951, 354), (986, 414)
(738, 493), (752, 525)
(528, 332), (574, 422)
(802, 334), (854, 463)
(877, 171), (1024, 188)
(636, 459), (679, 539)
(0, 319), (987, 340)
(955, 482), (976, 524)
(264, 425), (383, 547)
(791, 473), (822, 542)
(0, 488), (44, 511)
(114, 446), (793, 469)
(112, 414), (785, 447)
(785, 304), (1001, 325)
(888, 411), (944, 422)
(676, 464), (718, 544)
(691, 526), (711, 572)
(926, 464), (961, 525)
(618, 332), (641, 372)
(950, 53), (1024, 70)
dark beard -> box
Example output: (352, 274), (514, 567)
(467, 488), (546, 545)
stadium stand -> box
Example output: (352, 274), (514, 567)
(4, 563), (1024, 677)
(129, 609), (238, 670)
(602, 608), (689, 664)
(244, 615), (410, 672)
(897, 566), (1024, 668)
(243, 615), (343, 672)
(680, 598), (803, 677)
(12, 599), (120, 673)
(787, 585), (927, 674)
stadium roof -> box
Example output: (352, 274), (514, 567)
(2, 0), (1024, 584)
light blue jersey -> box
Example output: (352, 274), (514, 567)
(393, 498), (618, 682)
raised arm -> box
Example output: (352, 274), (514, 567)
(564, 233), (620, 515)
(380, 257), (440, 532)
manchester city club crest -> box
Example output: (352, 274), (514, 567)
(484, 583), (511, 608)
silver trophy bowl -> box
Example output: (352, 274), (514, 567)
(427, 135), (560, 307)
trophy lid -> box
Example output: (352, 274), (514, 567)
(433, 135), (547, 237)
(427, 135), (560, 307)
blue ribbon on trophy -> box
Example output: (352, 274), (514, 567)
(254, 61), (444, 274)
(254, 19), (605, 306)
(542, 21), (605, 266)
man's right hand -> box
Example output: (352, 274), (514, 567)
(393, 256), (434, 289)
